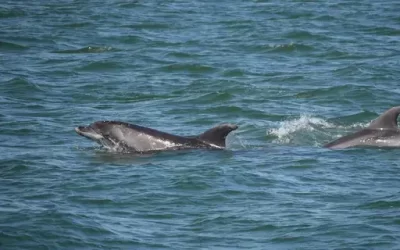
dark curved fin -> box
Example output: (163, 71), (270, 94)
(197, 124), (238, 148)
(368, 106), (400, 129)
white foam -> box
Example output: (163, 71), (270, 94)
(267, 114), (369, 144)
(268, 115), (333, 138)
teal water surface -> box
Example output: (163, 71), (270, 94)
(1, 1), (400, 249)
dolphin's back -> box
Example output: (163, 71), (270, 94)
(324, 129), (400, 149)
(92, 121), (196, 152)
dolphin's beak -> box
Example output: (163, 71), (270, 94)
(75, 126), (103, 140)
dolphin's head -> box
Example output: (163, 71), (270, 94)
(75, 122), (125, 151)
(75, 125), (104, 141)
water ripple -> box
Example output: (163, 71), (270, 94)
(0, 40), (28, 51)
(53, 46), (119, 54)
(2, 0), (400, 249)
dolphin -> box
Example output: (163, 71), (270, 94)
(75, 121), (238, 153)
(324, 106), (400, 149)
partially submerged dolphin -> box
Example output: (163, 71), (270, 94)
(324, 106), (400, 149)
(75, 121), (238, 153)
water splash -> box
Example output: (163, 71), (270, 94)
(267, 114), (369, 145)
(268, 115), (331, 140)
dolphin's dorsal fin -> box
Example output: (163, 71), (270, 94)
(368, 106), (400, 129)
(197, 124), (238, 148)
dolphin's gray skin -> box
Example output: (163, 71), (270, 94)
(324, 106), (400, 149)
(75, 121), (238, 153)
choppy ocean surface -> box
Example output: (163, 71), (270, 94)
(1, 0), (400, 249)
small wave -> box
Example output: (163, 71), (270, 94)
(55, 22), (92, 28)
(244, 224), (278, 232)
(0, 161), (29, 176)
(0, 7), (26, 18)
(169, 177), (211, 191)
(118, 2), (142, 8)
(333, 65), (370, 76)
(222, 69), (246, 77)
(2, 77), (43, 93)
(119, 35), (144, 44)
(77, 61), (122, 71)
(360, 200), (400, 209)
(159, 63), (217, 74)
(166, 51), (201, 59)
(251, 42), (314, 53)
(68, 195), (115, 205)
(113, 93), (173, 103)
(329, 111), (374, 129)
(186, 92), (233, 104)
(294, 85), (381, 107)
(317, 49), (367, 60)
(204, 105), (243, 114)
(295, 85), (351, 99)
(53, 46), (118, 54)
(122, 23), (169, 30)
(0, 40), (28, 51)
(151, 39), (200, 47)
(363, 26), (400, 36)
(313, 14), (336, 21)
(284, 30), (329, 41)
